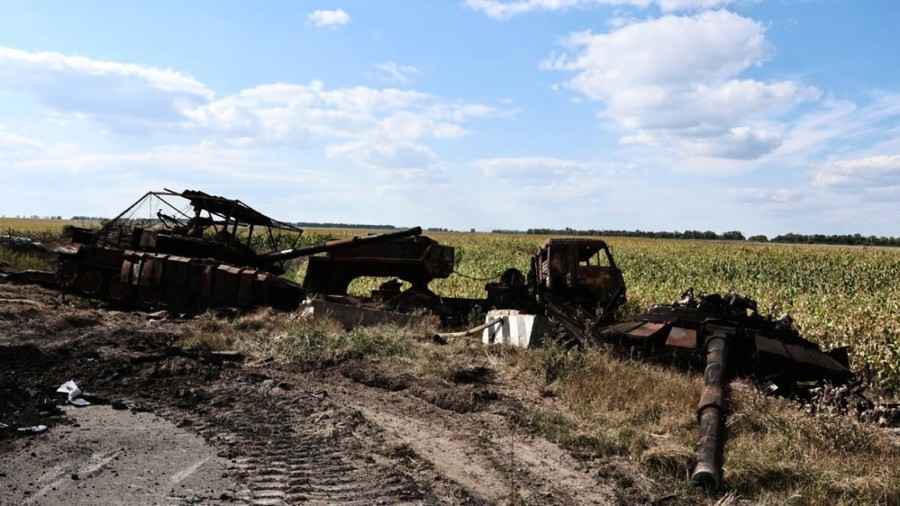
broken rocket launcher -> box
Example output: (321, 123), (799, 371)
(597, 289), (853, 488)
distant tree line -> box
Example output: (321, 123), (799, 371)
(768, 233), (900, 247)
(492, 228), (748, 241)
(1, 215), (66, 220)
(490, 228), (900, 247)
(295, 222), (396, 230)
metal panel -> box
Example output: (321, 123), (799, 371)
(238, 269), (256, 307)
(784, 343), (850, 375)
(665, 326), (697, 349)
(626, 322), (668, 339)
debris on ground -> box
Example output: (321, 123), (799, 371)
(805, 381), (900, 426)
(57, 380), (91, 407)
(15, 424), (47, 434)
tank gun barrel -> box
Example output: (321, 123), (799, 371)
(261, 226), (423, 263)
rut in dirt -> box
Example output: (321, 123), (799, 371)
(189, 382), (430, 506)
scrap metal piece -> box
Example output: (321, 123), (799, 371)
(299, 227), (455, 297)
(626, 322), (668, 339)
(433, 317), (505, 342)
(665, 326), (697, 349)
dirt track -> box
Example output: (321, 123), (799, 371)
(0, 283), (642, 505)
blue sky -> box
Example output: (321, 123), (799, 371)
(1, 0), (899, 236)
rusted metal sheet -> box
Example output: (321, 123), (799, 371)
(164, 256), (191, 312)
(784, 343), (853, 377)
(213, 265), (241, 307)
(626, 322), (668, 339)
(665, 326), (697, 349)
(237, 268), (256, 307)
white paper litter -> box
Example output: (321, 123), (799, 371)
(17, 424), (47, 433)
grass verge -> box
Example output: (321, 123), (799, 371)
(180, 308), (423, 366)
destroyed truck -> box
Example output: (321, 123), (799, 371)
(530, 238), (626, 345)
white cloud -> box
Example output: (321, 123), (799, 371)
(185, 81), (500, 170)
(373, 61), (421, 85)
(656, 0), (734, 11)
(307, 9), (351, 28)
(543, 11), (820, 162)
(734, 187), (805, 205)
(0, 129), (43, 151)
(0, 45), (502, 174)
(474, 157), (628, 205)
(0, 46), (213, 133)
(0, 128), (45, 168)
(327, 141), (439, 170)
(464, 0), (735, 19)
(813, 155), (900, 189)
(476, 157), (593, 179)
(775, 94), (900, 160)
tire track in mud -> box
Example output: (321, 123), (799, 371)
(333, 368), (619, 506)
(153, 376), (430, 506)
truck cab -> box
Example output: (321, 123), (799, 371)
(530, 238), (626, 318)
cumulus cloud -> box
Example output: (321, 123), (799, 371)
(813, 155), (900, 189)
(8, 140), (327, 186)
(0, 45), (501, 174)
(0, 46), (213, 133)
(543, 11), (820, 161)
(307, 9), (351, 28)
(464, 0), (734, 19)
(373, 61), (420, 85)
(185, 81), (500, 170)
(474, 157), (627, 203)
(776, 94), (900, 161)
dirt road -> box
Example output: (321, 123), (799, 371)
(0, 283), (635, 505)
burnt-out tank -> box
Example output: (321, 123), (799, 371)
(55, 189), (455, 313)
(598, 289), (853, 488)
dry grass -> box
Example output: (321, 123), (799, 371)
(180, 308), (428, 366)
(0, 247), (53, 271)
(191, 309), (899, 504)
(506, 347), (900, 506)
(0, 218), (100, 233)
(359, 331), (900, 505)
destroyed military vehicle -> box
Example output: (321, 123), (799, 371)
(52, 189), (455, 313)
